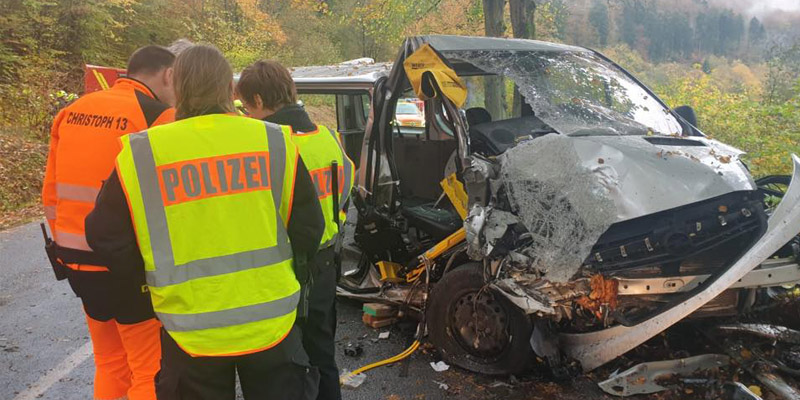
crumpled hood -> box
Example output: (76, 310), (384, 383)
(489, 133), (756, 283)
(567, 135), (756, 222)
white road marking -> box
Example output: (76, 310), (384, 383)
(13, 341), (93, 400)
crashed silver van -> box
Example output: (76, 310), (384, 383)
(291, 35), (800, 375)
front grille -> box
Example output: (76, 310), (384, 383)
(585, 191), (767, 276)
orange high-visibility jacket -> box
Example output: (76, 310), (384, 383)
(42, 78), (174, 271)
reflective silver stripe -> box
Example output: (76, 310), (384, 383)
(44, 205), (57, 220)
(56, 183), (100, 203)
(145, 244), (294, 287)
(325, 127), (352, 206)
(55, 230), (92, 251)
(157, 290), (300, 332)
(264, 122), (285, 216)
(129, 131), (176, 272)
(130, 124), (294, 288)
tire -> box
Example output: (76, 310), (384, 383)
(427, 262), (533, 375)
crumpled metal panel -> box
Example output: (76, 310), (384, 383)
(560, 154), (800, 371)
(570, 135), (755, 221)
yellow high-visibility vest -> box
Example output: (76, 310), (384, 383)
(115, 114), (300, 357)
(291, 125), (355, 248)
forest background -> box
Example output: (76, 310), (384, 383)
(1, 0), (799, 226)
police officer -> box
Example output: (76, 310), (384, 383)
(85, 45), (324, 400)
(236, 60), (355, 400)
(42, 45), (176, 400)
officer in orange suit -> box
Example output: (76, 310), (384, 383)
(41, 45), (176, 400)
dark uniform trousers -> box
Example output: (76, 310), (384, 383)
(155, 325), (319, 400)
(299, 246), (341, 400)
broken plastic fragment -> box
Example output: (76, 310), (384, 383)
(378, 331), (390, 340)
(430, 361), (450, 372)
(340, 370), (367, 388)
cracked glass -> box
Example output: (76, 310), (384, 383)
(443, 49), (683, 137)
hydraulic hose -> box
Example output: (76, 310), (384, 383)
(342, 245), (434, 385)
(340, 339), (421, 384)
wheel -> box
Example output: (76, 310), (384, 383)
(757, 175), (791, 210)
(427, 262), (533, 375)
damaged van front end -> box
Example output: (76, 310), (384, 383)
(322, 35), (800, 375)
(464, 133), (800, 371)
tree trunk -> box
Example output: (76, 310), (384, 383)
(509, 0), (536, 116)
(509, 0), (536, 39)
(482, 0), (507, 120)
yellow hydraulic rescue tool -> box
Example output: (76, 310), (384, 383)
(344, 169), (469, 383)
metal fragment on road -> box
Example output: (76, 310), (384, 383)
(725, 382), (763, 400)
(714, 324), (800, 345)
(597, 354), (730, 397)
(721, 340), (800, 400)
(561, 155), (800, 371)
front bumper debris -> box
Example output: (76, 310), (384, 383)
(560, 154), (800, 371)
(598, 354), (730, 397)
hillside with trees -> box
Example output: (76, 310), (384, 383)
(0, 0), (798, 225)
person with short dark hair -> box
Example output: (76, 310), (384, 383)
(41, 45), (176, 400)
(237, 59), (355, 400)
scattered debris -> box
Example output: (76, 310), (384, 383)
(363, 303), (398, 318)
(430, 361), (450, 372)
(378, 331), (390, 340)
(362, 313), (397, 328)
(343, 342), (363, 357)
(598, 354), (730, 397)
(714, 323), (800, 345)
(724, 382), (763, 400)
(432, 380), (449, 390)
(362, 303), (399, 328)
(340, 370), (366, 388)
(489, 381), (514, 389)
(716, 337), (800, 400)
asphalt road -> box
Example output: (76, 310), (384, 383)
(0, 222), (607, 400)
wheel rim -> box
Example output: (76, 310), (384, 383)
(449, 290), (511, 360)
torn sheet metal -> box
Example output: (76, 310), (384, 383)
(491, 279), (556, 315)
(561, 154), (800, 371)
(721, 340), (800, 400)
(725, 383), (763, 400)
(500, 134), (617, 283)
(714, 324), (800, 345)
(598, 354), (730, 397)
(465, 204), (488, 260)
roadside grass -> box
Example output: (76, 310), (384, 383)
(0, 129), (47, 230)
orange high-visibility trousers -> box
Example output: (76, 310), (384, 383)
(85, 315), (161, 400)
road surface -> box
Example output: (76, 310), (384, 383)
(0, 222), (605, 399)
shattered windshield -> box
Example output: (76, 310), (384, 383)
(442, 50), (683, 137)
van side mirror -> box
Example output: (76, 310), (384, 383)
(674, 105), (698, 128)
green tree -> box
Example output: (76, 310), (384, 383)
(589, 1), (609, 47)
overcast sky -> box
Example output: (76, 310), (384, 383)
(748, 0), (800, 15)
